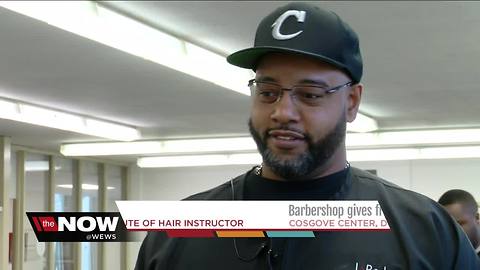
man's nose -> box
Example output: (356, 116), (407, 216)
(270, 91), (301, 123)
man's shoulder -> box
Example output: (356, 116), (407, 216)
(351, 168), (461, 234)
(350, 166), (407, 192)
(350, 167), (436, 204)
(349, 167), (451, 220)
(352, 166), (459, 225)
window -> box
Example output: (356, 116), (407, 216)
(24, 153), (48, 270)
(54, 158), (75, 270)
(81, 161), (99, 270)
(104, 165), (123, 270)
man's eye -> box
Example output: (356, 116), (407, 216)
(259, 91), (277, 97)
(296, 87), (326, 99)
(297, 90), (325, 99)
(301, 93), (322, 99)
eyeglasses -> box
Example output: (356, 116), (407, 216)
(248, 79), (353, 107)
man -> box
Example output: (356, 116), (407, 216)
(135, 2), (480, 269)
(439, 189), (480, 257)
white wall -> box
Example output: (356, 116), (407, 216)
(138, 165), (255, 200)
(410, 158), (480, 200)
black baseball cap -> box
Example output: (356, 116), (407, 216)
(227, 2), (363, 83)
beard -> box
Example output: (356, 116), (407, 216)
(248, 114), (346, 179)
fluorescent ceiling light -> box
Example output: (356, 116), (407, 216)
(61, 137), (257, 156)
(0, 97), (140, 141)
(0, 1), (377, 132)
(137, 145), (480, 167)
(61, 128), (480, 156)
(347, 148), (419, 162)
(25, 161), (61, 172)
(0, 1), (253, 96)
(137, 153), (262, 168)
(346, 128), (480, 148)
(348, 146), (480, 162)
(57, 184), (115, 190)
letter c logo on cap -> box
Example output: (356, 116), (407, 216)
(271, 10), (306, 40)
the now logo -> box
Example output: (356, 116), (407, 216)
(58, 216), (118, 232)
(32, 216), (118, 232)
(27, 212), (129, 242)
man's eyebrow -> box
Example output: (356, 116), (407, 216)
(297, 79), (329, 87)
(256, 76), (330, 87)
(255, 76), (277, 83)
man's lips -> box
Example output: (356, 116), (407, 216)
(267, 130), (305, 150)
(268, 130), (305, 140)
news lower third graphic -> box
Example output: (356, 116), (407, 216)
(118, 200), (390, 238)
(26, 212), (130, 242)
(27, 201), (390, 241)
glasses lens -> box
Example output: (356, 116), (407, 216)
(253, 82), (280, 103)
(293, 86), (327, 106)
(248, 80), (337, 106)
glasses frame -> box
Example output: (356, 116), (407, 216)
(248, 79), (353, 106)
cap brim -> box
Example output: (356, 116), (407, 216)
(227, 46), (350, 75)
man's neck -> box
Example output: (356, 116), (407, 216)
(261, 159), (348, 181)
(260, 147), (348, 181)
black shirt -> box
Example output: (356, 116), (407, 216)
(135, 167), (480, 270)
(244, 167), (348, 200)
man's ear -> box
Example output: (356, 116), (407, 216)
(346, 83), (363, 123)
(475, 212), (480, 224)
